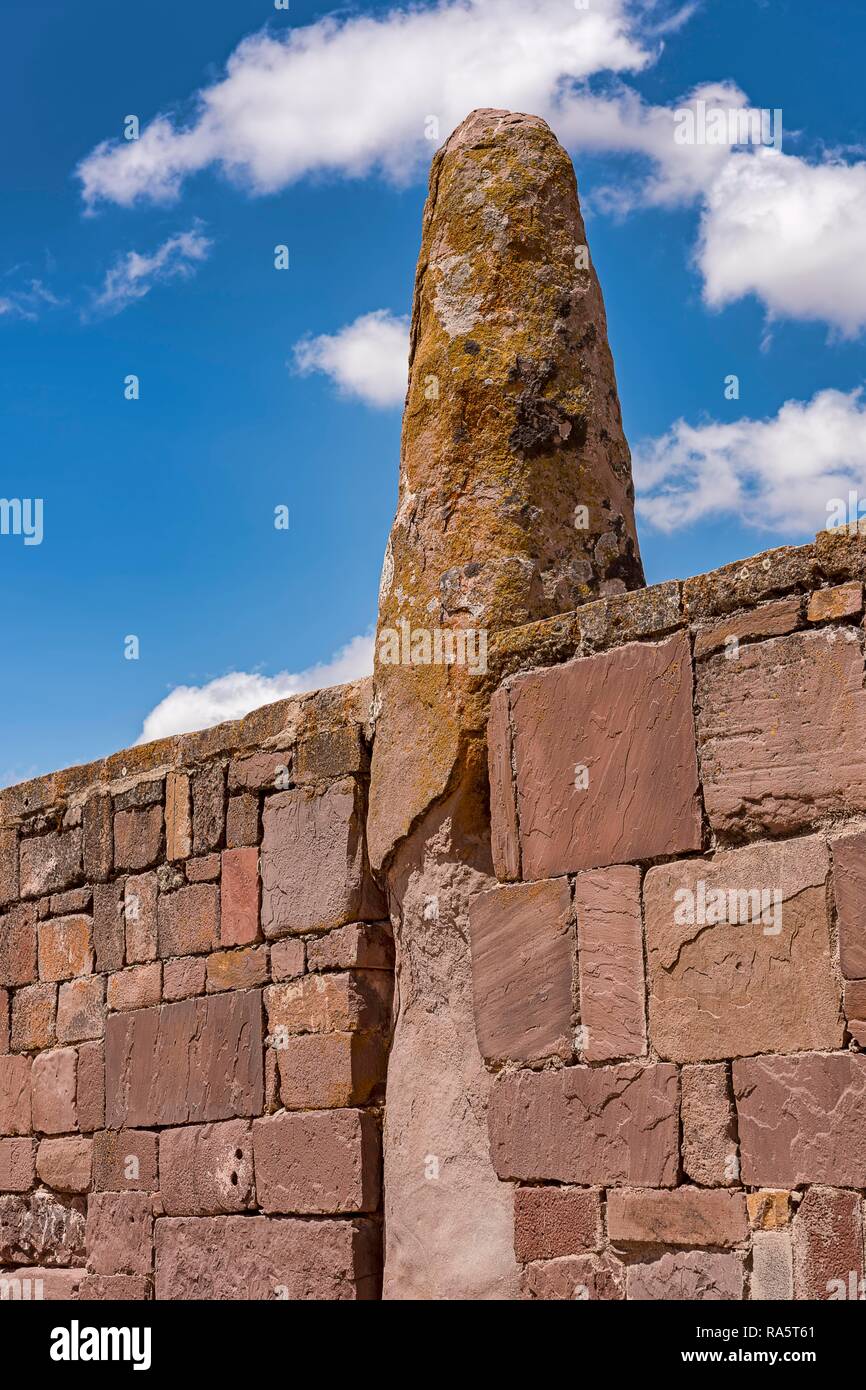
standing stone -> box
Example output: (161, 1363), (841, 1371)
(367, 109), (645, 1299)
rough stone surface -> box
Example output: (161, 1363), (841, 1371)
(159, 1120), (254, 1215)
(154, 1214), (379, 1299)
(19, 829), (82, 898)
(513, 1187), (602, 1262)
(31, 1048), (76, 1134)
(124, 872), (157, 964)
(114, 805), (162, 872)
(105, 990), (263, 1128)
(0, 1137), (35, 1191)
(697, 628), (866, 839)
(747, 1190), (791, 1230)
(693, 596), (802, 659)
(2, 1266), (84, 1298)
(192, 762), (225, 852)
(56, 976), (104, 1044)
(157, 883), (218, 957)
(0, 1055), (32, 1136)
(92, 1129), (158, 1192)
(265, 971), (390, 1038)
(86, 1192), (153, 1276)
(305, 922), (393, 973)
(793, 1186), (864, 1300)
(807, 580), (862, 622)
(37, 914), (92, 982)
(681, 1064), (738, 1187)
(36, 1136), (92, 1192)
(162, 956), (207, 1001)
(750, 1230), (793, 1300)
(505, 634), (701, 878)
(0, 829), (18, 908)
(253, 1109), (380, 1214)
(607, 1188), (747, 1247)
(0, 903), (37, 986)
(645, 836), (842, 1061)
(832, 830), (866, 980)
(0, 1191), (85, 1266)
(488, 688), (520, 881)
(468, 877), (573, 1062)
(277, 1031), (387, 1110)
(575, 864), (645, 1061)
(489, 1064), (679, 1185)
(78, 1273), (150, 1300)
(626, 1250), (744, 1301)
(225, 793), (259, 848)
(521, 1252), (624, 1300)
(76, 1041), (104, 1133)
(220, 847), (259, 946)
(11, 982), (56, 1051)
(734, 1053), (866, 1186)
(261, 781), (379, 937)
(83, 794), (113, 882)
(206, 946), (267, 993)
(107, 962), (161, 1012)
(92, 881), (125, 974)
(165, 770), (192, 860)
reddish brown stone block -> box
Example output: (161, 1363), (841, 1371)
(78, 1273), (150, 1300)
(305, 922), (393, 973)
(159, 1120), (254, 1215)
(92, 1129), (158, 1192)
(626, 1251), (744, 1300)
(0, 1055), (32, 1136)
(265, 971), (391, 1038)
(83, 794), (113, 882)
(114, 804), (162, 872)
(697, 629), (866, 839)
(504, 633), (701, 878)
(294, 727), (364, 784)
(86, 1192), (153, 1276)
(162, 956), (206, 1001)
(270, 938), (304, 981)
(844, 979), (866, 1036)
(832, 830), (866, 980)
(226, 793), (259, 848)
(0, 1191), (85, 1266)
(277, 1031), (387, 1109)
(0, 1137), (35, 1191)
(31, 1048), (76, 1134)
(681, 1063), (738, 1186)
(107, 963), (161, 1012)
(807, 581), (862, 622)
(513, 1187), (602, 1262)
(157, 883), (218, 957)
(206, 946), (267, 993)
(228, 749), (292, 792)
(192, 762), (225, 853)
(692, 596), (802, 660)
(575, 864), (645, 1061)
(0, 986), (8, 1051)
(253, 1109), (380, 1215)
(11, 982), (56, 1051)
(793, 1187), (865, 1300)
(469, 877), (573, 1063)
(124, 872), (157, 964)
(489, 1063), (679, 1186)
(2, 1266), (83, 1298)
(488, 687), (520, 882)
(0, 903), (38, 987)
(76, 1041), (104, 1133)
(645, 837), (842, 1061)
(56, 976), (105, 1044)
(734, 1053), (866, 1187)
(186, 853), (220, 882)
(19, 828), (82, 898)
(36, 1136), (92, 1192)
(607, 1188), (748, 1247)
(261, 780), (383, 937)
(220, 847), (260, 946)
(92, 880), (125, 974)
(154, 1214), (379, 1299)
(0, 828), (19, 908)
(37, 914), (92, 982)
(521, 1253), (624, 1300)
(165, 770), (192, 861)
(105, 990), (263, 1128)
(49, 886), (92, 915)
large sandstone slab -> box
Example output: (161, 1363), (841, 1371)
(734, 1053), (866, 1186)
(253, 1109), (380, 1215)
(793, 1186), (864, 1300)
(575, 864), (645, 1061)
(504, 633), (701, 878)
(154, 1215), (379, 1299)
(105, 990), (263, 1128)
(488, 1063), (679, 1185)
(626, 1251), (744, 1301)
(607, 1188), (747, 1247)
(831, 829), (866, 979)
(468, 877), (573, 1063)
(644, 836), (843, 1061)
(261, 780), (382, 937)
(697, 628), (866, 838)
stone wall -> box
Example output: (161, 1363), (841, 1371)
(474, 523), (866, 1301)
(0, 680), (391, 1300)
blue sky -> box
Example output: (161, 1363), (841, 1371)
(2, 0), (865, 784)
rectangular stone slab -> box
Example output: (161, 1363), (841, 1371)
(105, 990), (263, 1128)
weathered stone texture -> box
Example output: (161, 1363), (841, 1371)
(0, 1055), (32, 1136)
(681, 1064), (737, 1187)
(503, 633), (701, 878)
(793, 1186), (864, 1300)
(0, 904), (37, 987)
(645, 836), (842, 1061)
(0, 1137), (34, 1191)
(626, 1250), (744, 1301)
(277, 1031), (387, 1110)
(114, 805), (163, 872)
(489, 1064), (679, 1185)
(521, 1252), (624, 1300)
(157, 883), (218, 957)
(734, 1053), (866, 1187)
(692, 595), (802, 659)
(697, 628), (866, 838)
(832, 830), (866, 980)
(0, 1191), (85, 1266)
(105, 990), (263, 1128)
(751, 1230), (794, 1300)
(92, 1129), (158, 1192)
(607, 1188), (747, 1247)
(159, 1120), (254, 1215)
(513, 1186), (602, 1262)
(19, 829), (82, 898)
(36, 1136), (92, 1192)
(575, 864), (645, 1061)
(253, 1109), (380, 1215)
(468, 877), (573, 1063)
(31, 1047), (76, 1134)
(86, 1192), (153, 1276)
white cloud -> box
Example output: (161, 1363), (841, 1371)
(77, 0), (656, 206)
(634, 387), (866, 536)
(91, 226), (211, 317)
(137, 632), (374, 743)
(0, 279), (62, 323)
(293, 310), (409, 407)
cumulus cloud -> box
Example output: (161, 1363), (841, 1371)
(634, 387), (866, 536)
(293, 310), (409, 407)
(76, 0), (656, 205)
(137, 632), (374, 743)
(91, 226), (212, 317)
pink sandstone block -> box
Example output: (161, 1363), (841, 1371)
(606, 1188), (747, 1247)
(252, 1109), (380, 1215)
(575, 863), (646, 1061)
(626, 1251), (744, 1300)
(793, 1186), (865, 1300)
(521, 1253), (623, 1300)
(513, 1187), (602, 1262)
(159, 1120), (254, 1216)
(220, 847), (260, 946)
(832, 830), (866, 979)
(85, 1192), (153, 1276)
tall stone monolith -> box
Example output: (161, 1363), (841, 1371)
(368, 109), (645, 1299)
